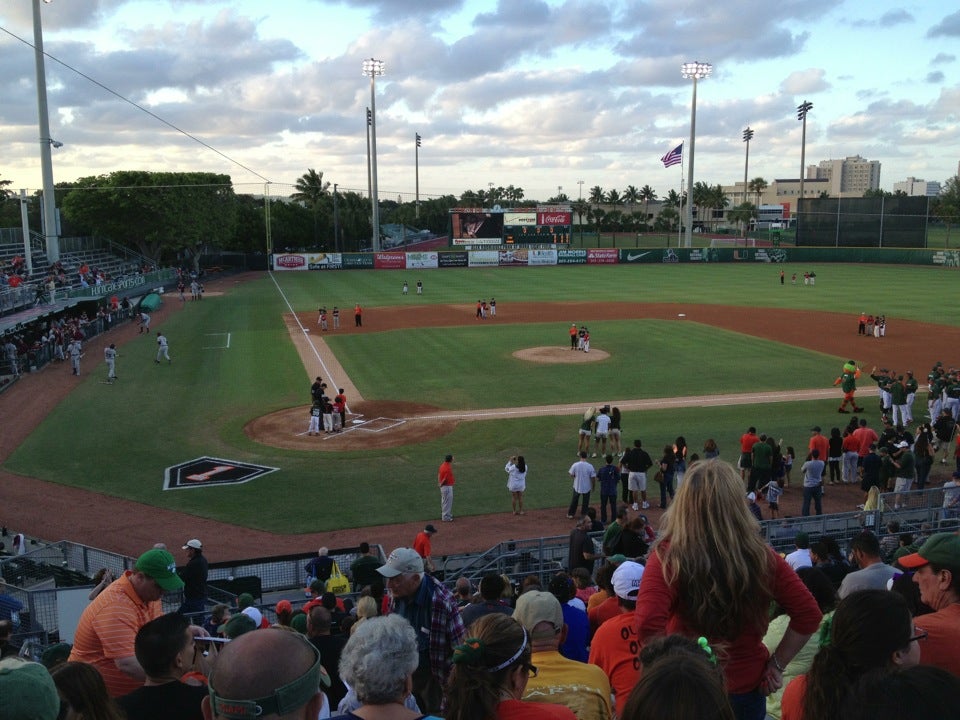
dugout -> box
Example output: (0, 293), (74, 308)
(796, 195), (930, 248)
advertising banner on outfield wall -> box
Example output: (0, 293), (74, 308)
(307, 253), (343, 270)
(504, 212), (537, 225)
(439, 251), (468, 267)
(499, 249), (529, 266)
(468, 250), (499, 267)
(342, 253), (374, 269)
(374, 252), (406, 269)
(558, 249), (587, 264)
(406, 252), (439, 269)
(272, 253), (308, 271)
(528, 249), (558, 265)
(587, 248), (618, 264)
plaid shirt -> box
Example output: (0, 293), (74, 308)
(390, 575), (466, 685)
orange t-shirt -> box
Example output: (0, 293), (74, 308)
(588, 611), (640, 717)
(68, 572), (163, 696)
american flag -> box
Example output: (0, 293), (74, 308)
(661, 143), (683, 168)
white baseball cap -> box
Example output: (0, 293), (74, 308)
(612, 561), (645, 600)
(182, 539), (203, 550)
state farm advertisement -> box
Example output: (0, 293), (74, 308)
(587, 248), (619, 264)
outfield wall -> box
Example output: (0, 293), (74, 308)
(271, 246), (960, 270)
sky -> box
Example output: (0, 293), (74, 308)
(1, 0), (958, 203)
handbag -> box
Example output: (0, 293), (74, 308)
(325, 561), (351, 595)
(654, 469), (664, 484)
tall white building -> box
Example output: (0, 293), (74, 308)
(893, 177), (941, 196)
(806, 155), (881, 196)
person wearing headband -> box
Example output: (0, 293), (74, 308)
(445, 614), (575, 720)
(202, 628), (330, 720)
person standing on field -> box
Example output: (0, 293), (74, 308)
(439, 454), (455, 522)
(155, 332), (171, 363)
(354, 303), (363, 327)
(104, 343), (118, 383)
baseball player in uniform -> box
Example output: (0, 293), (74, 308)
(69, 339), (82, 375)
(104, 343), (118, 383)
(156, 332), (171, 363)
(138, 312), (151, 334)
(308, 402), (322, 436)
(332, 306), (340, 329)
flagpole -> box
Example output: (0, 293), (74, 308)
(677, 151), (684, 248)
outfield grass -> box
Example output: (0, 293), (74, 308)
(4, 264), (956, 533)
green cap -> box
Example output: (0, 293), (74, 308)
(134, 548), (185, 591)
(898, 532), (960, 570)
(0, 658), (61, 720)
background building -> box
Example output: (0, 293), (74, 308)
(893, 177), (941, 196)
(806, 155), (881, 196)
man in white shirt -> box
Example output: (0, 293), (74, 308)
(785, 532), (813, 571)
(567, 452), (597, 519)
(593, 407), (612, 458)
(839, 530), (898, 599)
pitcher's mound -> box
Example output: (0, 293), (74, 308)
(513, 346), (609, 363)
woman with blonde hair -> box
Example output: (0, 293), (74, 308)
(445, 614), (575, 720)
(635, 459), (822, 720)
(350, 595), (379, 635)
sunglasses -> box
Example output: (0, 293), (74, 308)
(909, 629), (928, 643)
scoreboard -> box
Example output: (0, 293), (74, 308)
(450, 207), (572, 246)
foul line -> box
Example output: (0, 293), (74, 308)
(268, 272), (342, 392)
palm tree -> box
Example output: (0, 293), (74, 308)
(605, 189), (623, 205)
(709, 184), (730, 230)
(664, 189), (682, 208)
(638, 185), (657, 230)
(292, 169), (331, 246)
(728, 202), (756, 237)
(588, 186), (605, 205)
(748, 177), (768, 208)
(692, 181), (711, 227)
(623, 185), (640, 216)
(655, 206), (679, 232)
(572, 200), (588, 243)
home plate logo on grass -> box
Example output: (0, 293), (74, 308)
(164, 456), (279, 490)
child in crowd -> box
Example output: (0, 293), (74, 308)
(759, 478), (783, 519)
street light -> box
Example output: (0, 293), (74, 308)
(797, 100), (813, 241)
(415, 133), (421, 220)
(33, 0), (60, 262)
(681, 61), (712, 248)
(577, 179), (584, 200)
(362, 58), (384, 251)
(741, 127), (754, 205)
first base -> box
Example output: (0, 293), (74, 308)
(678, 313), (686, 317)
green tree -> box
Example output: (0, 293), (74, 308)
(692, 181), (711, 225)
(623, 185), (640, 212)
(748, 177), (768, 207)
(727, 202), (757, 236)
(664, 189), (682, 208)
(638, 185), (657, 230)
(291, 169), (331, 247)
(588, 186), (605, 204)
(0, 174), (20, 227)
(59, 171), (238, 269)
(708, 184), (730, 229)
(605, 188), (622, 205)
(931, 176), (960, 246)
(655, 206), (679, 233)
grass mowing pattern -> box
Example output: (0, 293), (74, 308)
(4, 264), (956, 532)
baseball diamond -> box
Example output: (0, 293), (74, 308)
(2, 264), (960, 560)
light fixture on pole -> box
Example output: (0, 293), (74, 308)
(415, 133), (421, 220)
(577, 179), (584, 200)
(362, 58), (385, 251)
(681, 61), (712, 248)
(797, 100), (813, 241)
(741, 127), (754, 206)
(33, 0), (60, 263)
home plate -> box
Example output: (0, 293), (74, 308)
(678, 313), (686, 317)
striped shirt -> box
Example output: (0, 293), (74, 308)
(68, 571), (162, 696)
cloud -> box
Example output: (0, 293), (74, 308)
(850, 9), (913, 28)
(779, 69), (830, 95)
(927, 10), (960, 37)
(926, 71), (944, 83)
(931, 52), (956, 64)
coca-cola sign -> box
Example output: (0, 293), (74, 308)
(275, 254), (306, 268)
(538, 212), (571, 225)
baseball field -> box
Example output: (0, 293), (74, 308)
(2, 262), (959, 560)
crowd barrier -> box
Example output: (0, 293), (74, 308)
(2, 487), (956, 651)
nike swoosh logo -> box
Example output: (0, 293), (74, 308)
(626, 252), (650, 261)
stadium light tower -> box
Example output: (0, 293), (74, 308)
(362, 58), (385, 251)
(681, 61), (712, 248)
(33, 0), (60, 262)
(742, 127), (754, 205)
(797, 100), (813, 240)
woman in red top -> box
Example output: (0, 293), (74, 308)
(635, 459), (822, 720)
(445, 614), (575, 720)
